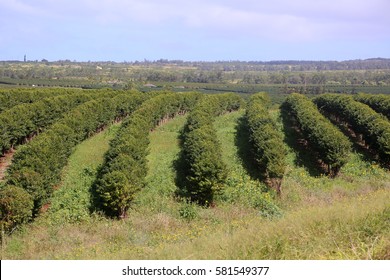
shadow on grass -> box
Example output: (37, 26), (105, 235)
(173, 129), (191, 201)
(89, 165), (105, 215)
(234, 115), (265, 182)
(279, 106), (323, 177)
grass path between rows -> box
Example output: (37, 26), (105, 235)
(44, 123), (121, 225)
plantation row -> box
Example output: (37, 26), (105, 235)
(0, 91), (118, 154)
(1, 91), (157, 230)
(314, 94), (390, 161)
(95, 92), (201, 218)
(0, 88), (85, 113)
(180, 93), (243, 205)
(354, 93), (390, 119)
(246, 93), (287, 193)
(282, 93), (352, 176)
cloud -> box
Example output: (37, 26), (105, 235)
(2, 0), (389, 41)
(181, 0), (390, 40)
(1, 0), (389, 61)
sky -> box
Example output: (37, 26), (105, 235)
(1, 0), (389, 62)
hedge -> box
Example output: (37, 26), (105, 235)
(180, 93), (243, 205)
(283, 93), (351, 176)
(0, 88), (84, 113)
(0, 89), (123, 154)
(246, 93), (287, 193)
(354, 93), (390, 119)
(314, 94), (390, 161)
(3, 91), (152, 226)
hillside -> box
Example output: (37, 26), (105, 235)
(1, 107), (389, 259)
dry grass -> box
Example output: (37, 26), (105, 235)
(149, 188), (390, 260)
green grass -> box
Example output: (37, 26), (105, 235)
(132, 115), (187, 215)
(1, 110), (389, 260)
(213, 110), (280, 216)
(42, 123), (121, 225)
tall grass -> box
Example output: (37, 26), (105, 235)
(152, 188), (390, 259)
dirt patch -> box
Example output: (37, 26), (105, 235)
(0, 148), (15, 181)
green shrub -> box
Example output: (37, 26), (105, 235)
(0, 185), (33, 232)
(180, 93), (243, 205)
(246, 93), (287, 193)
(179, 201), (198, 221)
(182, 125), (227, 204)
(0, 90), (118, 154)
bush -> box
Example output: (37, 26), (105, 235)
(178, 201), (198, 221)
(182, 125), (227, 204)
(246, 93), (287, 193)
(180, 93), (243, 205)
(0, 185), (33, 232)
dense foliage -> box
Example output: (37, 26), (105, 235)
(0, 185), (33, 232)
(0, 91), (117, 154)
(2, 91), (150, 229)
(180, 93), (243, 205)
(354, 93), (390, 119)
(314, 94), (390, 161)
(246, 93), (287, 193)
(0, 88), (84, 113)
(283, 93), (351, 175)
(96, 92), (201, 218)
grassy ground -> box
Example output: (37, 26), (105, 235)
(1, 110), (389, 259)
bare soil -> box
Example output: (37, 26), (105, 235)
(0, 149), (15, 181)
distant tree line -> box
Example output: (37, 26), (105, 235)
(1, 59), (390, 89)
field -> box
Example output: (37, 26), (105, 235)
(1, 90), (389, 259)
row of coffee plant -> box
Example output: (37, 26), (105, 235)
(245, 93), (287, 194)
(95, 92), (201, 218)
(282, 93), (351, 176)
(0, 88), (85, 113)
(353, 93), (390, 119)
(180, 93), (243, 205)
(0, 91), (153, 231)
(0, 91), (118, 154)
(314, 94), (390, 161)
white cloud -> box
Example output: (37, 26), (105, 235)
(1, 0), (389, 42)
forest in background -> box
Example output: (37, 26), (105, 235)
(1, 58), (390, 95)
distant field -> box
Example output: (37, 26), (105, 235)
(1, 60), (390, 95)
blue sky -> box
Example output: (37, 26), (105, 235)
(1, 0), (389, 61)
